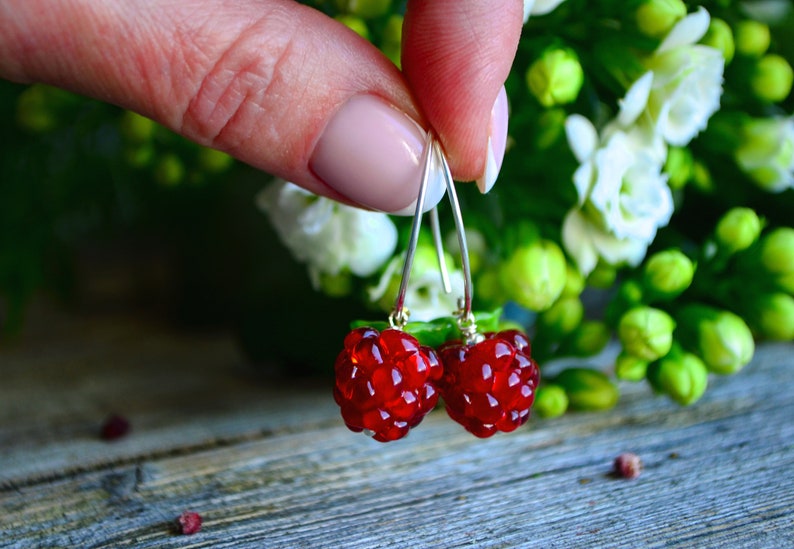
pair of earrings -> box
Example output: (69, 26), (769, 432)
(333, 134), (540, 442)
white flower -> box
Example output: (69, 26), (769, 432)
(562, 209), (650, 276)
(524, 0), (567, 20)
(735, 116), (794, 193)
(368, 246), (464, 322)
(644, 8), (725, 146)
(617, 71), (654, 128)
(257, 180), (398, 288)
(564, 114), (673, 275)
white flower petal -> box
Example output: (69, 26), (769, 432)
(658, 7), (711, 53)
(343, 211), (399, 276)
(530, 0), (567, 16)
(572, 162), (594, 203)
(562, 209), (598, 276)
(258, 180), (398, 284)
(523, 0), (535, 21)
(618, 72), (654, 127)
(646, 42), (724, 146)
(591, 230), (648, 267)
(565, 114), (598, 162)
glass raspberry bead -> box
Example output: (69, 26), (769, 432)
(334, 327), (442, 442)
(438, 330), (540, 438)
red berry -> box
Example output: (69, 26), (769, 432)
(334, 327), (442, 442)
(613, 452), (643, 479)
(177, 511), (202, 535)
(439, 331), (540, 438)
(100, 414), (131, 441)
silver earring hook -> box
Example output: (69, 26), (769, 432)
(389, 132), (478, 343)
(430, 193), (452, 295)
(433, 138), (478, 343)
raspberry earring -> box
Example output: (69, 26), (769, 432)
(333, 133), (541, 441)
(423, 138), (541, 439)
(333, 132), (446, 442)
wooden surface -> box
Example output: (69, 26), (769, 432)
(1, 306), (793, 548)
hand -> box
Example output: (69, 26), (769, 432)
(0, 0), (522, 214)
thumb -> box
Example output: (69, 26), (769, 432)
(0, 0), (443, 214)
(402, 0), (523, 191)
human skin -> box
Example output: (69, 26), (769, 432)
(0, 0), (522, 213)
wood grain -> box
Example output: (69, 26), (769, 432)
(1, 307), (792, 548)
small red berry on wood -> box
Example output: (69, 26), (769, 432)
(176, 511), (202, 535)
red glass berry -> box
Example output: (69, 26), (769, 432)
(439, 330), (540, 438)
(334, 327), (443, 442)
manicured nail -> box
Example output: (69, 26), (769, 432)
(309, 94), (444, 215)
(476, 86), (509, 194)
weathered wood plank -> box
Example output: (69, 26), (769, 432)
(1, 309), (793, 548)
(0, 307), (339, 486)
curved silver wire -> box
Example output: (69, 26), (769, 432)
(433, 139), (478, 342)
(430, 203), (451, 294)
(389, 132), (477, 342)
(389, 131), (434, 328)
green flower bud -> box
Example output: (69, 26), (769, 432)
(715, 207), (763, 254)
(746, 292), (794, 341)
(526, 47), (584, 107)
(539, 296), (584, 337)
(534, 108), (568, 149)
(500, 240), (567, 311)
(620, 279), (645, 304)
(735, 116), (794, 193)
(335, 0), (391, 18)
(446, 228), (487, 274)
(498, 319), (525, 333)
(198, 147), (234, 173)
(15, 85), (74, 133)
(565, 320), (611, 357)
(334, 15), (370, 40)
(382, 13), (403, 45)
(691, 159), (714, 193)
(476, 269), (506, 309)
(635, 0), (687, 39)
(701, 18), (734, 64)
(555, 368), (620, 411)
(562, 262), (586, 297)
(734, 20), (770, 57)
(154, 153), (185, 186)
(759, 228), (794, 292)
(647, 348), (709, 405)
(642, 249), (695, 300)
(618, 307), (676, 361)
(664, 146), (694, 190)
(751, 54), (793, 103)
(534, 384), (569, 419)
(124, 143), (155, 168)
(119, 111), (156, 143)
(677, 304), (755, 375)
(319, 271), (353, 297)
(615, 352), (649, 381)
(372, 244), (449, 312)
(381, 14), (403, 67)
(605, 279), (645, 326)
(587, 262), (617, 289)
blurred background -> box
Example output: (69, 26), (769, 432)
(0, 78), (376, 375)
(2, 0), (793, 378)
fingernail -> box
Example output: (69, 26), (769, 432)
(309, 94), (444, 215)
(477, 86), (509, 194)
